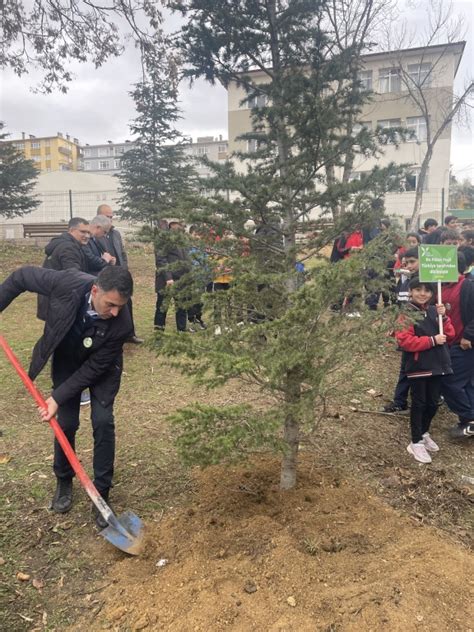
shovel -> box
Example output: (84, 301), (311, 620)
(0, 335), (144, 556)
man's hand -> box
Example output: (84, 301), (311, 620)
(166, 279), (174, 286)
(460, 337), (472, 351)
(38, 396), (58, 422)
(102, 253), (115, 264)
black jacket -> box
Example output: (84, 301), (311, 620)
(399, 304), (453, 378)
(42, 232), (87, 273)
(38, 232), (88, 320)
(460, 278), (474, 342)
(155, 241), (191, 292)
(0, 267), (133, 406)
(84, 237), (108, 273)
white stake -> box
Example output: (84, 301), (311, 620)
(437, 280), (444, 335)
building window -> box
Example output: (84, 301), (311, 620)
(84, 161), (91, 170)
(377, 118), (401, 143)
(32, 156), (42, 162)
(352, 121), (372, 136)
(195, 147), (208, 155)
(218, 144), (228, 153)
(406, 116), (427, 142)
(407, 63), (432, 87)
(378, 68), (401, 93)
(404, 169), (428, 192)
(31, 141), (41, 149)
(13, 143), (25, 150)
(114, 159), (121, 169)
(246, 94), (267, 109)
(84, 148), (92, 157)
(114, 146), (124, 155)
(99, 160), (110, 170)
(98, 147), (112, 157)
(247, 139), (264, 153)
(358, 70), (373, 90)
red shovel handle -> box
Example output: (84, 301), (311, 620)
(0, 335), (106, 510)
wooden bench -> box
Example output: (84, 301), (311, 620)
(23, 223), (68, 238)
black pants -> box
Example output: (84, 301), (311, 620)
(154, 292), (187, 331)
(53, 367), (115, 494)
(409, 376), (441, 443)
(127, 297), (136, 336)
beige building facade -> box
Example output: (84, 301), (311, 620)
(227, 42), (465, 226)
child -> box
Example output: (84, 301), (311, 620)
(395, 277), (455, 463)
(383, 247), (421, 413)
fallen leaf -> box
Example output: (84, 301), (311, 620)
(32, 578), (45, 590)
(16, 572), (30, 582)
(287, 596), (297, 607)
(0, 557), (5, 566)
(0, 454), (11, 465)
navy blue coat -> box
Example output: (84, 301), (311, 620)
(0, 267), (133, 406)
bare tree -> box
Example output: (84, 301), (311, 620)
(382, 0), (474, 229)
(1, 0), (164, 92)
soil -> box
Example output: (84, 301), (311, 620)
(75, 456), (473, 632)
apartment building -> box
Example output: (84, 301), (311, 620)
(3, 132), (81, 172)
(183, 136), (229, 178)
(82, 136), (229, 177)
(227, 42), (465, 224)
(81, 140), (138, 173)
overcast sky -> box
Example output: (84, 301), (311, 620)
(1, 0), (473, 179)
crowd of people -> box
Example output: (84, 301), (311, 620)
(0, 208), (472, 532)
(331, 214), (474, 463)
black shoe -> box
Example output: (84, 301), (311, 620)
(92, 489), (110, 529)
(382, 402), (409, 414)
(197, 319), (207, 330)
(51, 478), (73, 513)
(126, 335), (144, 344)
(450, 422), (474, 439)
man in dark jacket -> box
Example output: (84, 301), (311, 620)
(84, 215), (116, 274)
(441, 254), (474, 439)
(154, 220), (191, 331)
(38, 217), (90, 320)
(97, 204), (142, 344)
(42, 216), (90, 272)
(0, 265), (133, 528)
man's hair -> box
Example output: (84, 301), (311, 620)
(380, 218), (391, 229)
(90, 215), (111, 228)
(459, 245), (474, 268)
(406, 232), (421, 243)
(461, 229), (474, 243)
(404, 247), (419, 259)
(457, 252), (467, 274)
(96, 266), (133, 299)
(68, 217), (89, 230)
(423, 218), (438, 230)
(440, 229), (460, 243)
(444, 215), (458, 225)
(97, 204), (112, 214)
(408, 276), (434, 292)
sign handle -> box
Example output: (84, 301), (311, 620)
(437, 281), (443, 336)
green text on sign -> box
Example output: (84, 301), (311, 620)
(419, 245), (459, 283)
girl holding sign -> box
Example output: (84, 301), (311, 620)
(395, 277), (455, 463)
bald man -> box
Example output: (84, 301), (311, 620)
(97, 205), (142, 344)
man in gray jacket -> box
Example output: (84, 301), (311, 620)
(97, 204), (142, 344)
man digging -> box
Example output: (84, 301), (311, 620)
(0, 265), (133, 528)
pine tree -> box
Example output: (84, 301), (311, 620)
(161, 0), (406, 489)
(118, 50), (197, 230)
(0, 124), (40, 219)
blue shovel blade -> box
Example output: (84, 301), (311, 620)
(100, 510), (144, 556)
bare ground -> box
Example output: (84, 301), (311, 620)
(0, 243), (472, 631)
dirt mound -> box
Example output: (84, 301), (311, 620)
(77, 456), (473, 631)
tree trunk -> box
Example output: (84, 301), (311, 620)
(409, 147), (433, 231)
(280, 370), (301, 490)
